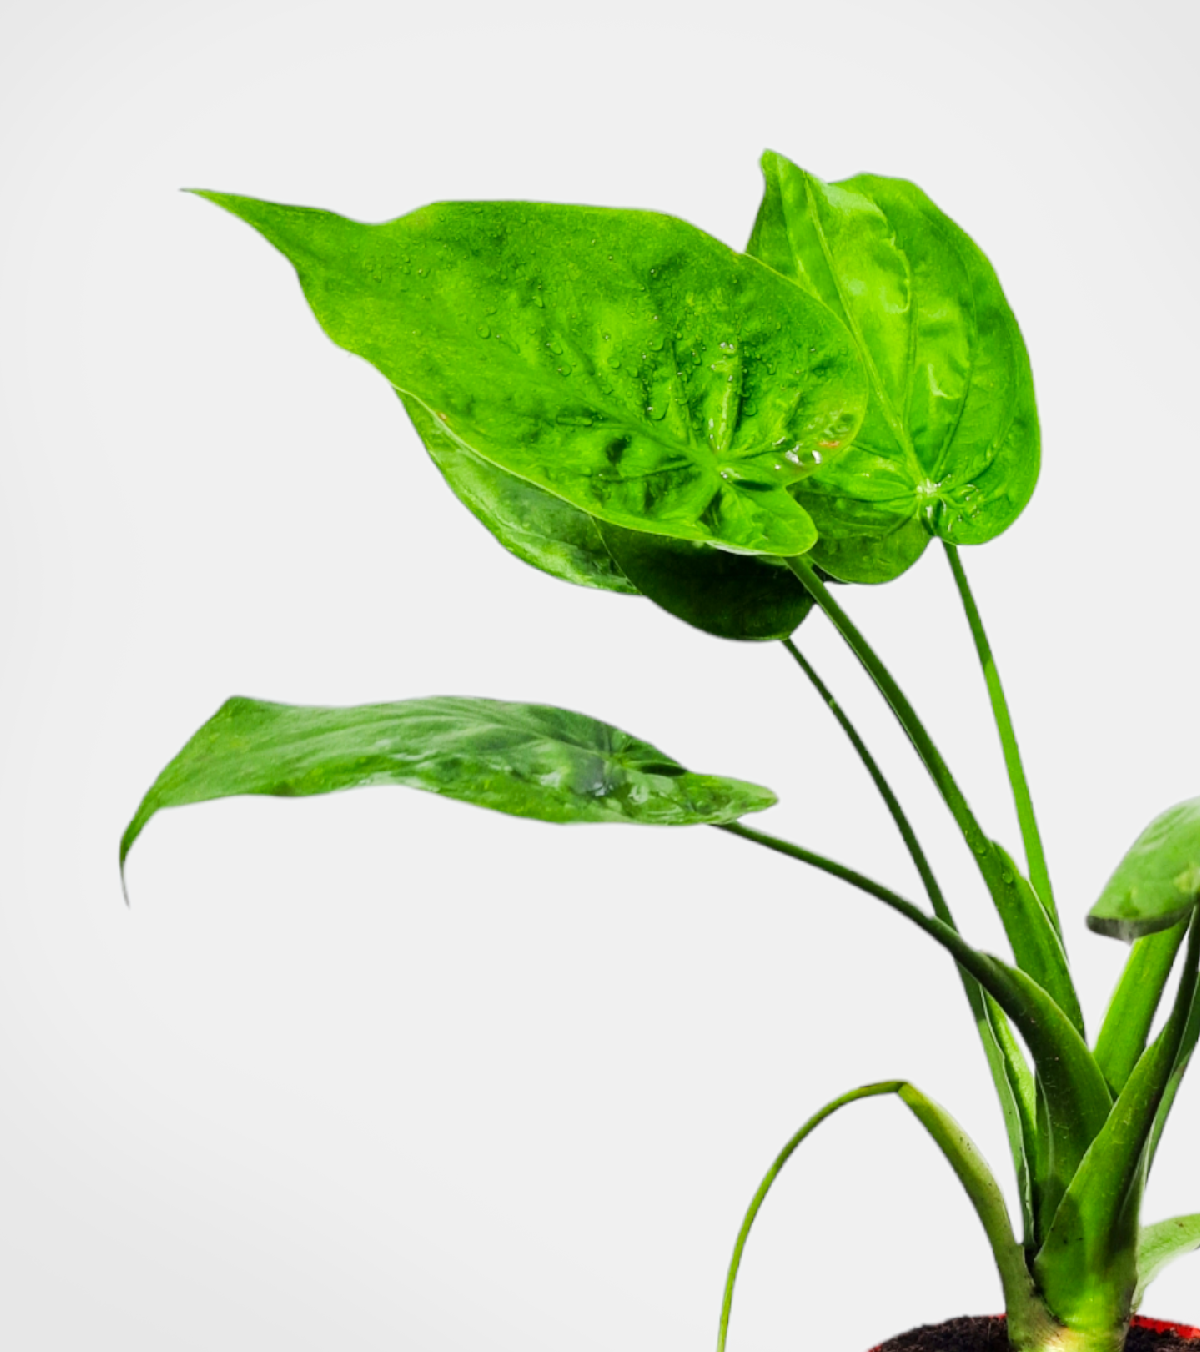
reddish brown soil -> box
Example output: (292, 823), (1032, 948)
(870, 1315), (1200, 1351)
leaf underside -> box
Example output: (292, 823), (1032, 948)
(120, 695), (778, 876)
(196, 190), (869, 559)
(747, 151), (1039, 583)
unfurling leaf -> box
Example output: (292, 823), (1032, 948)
(747, 152), (1039, 583)
(196, 191), (868, 558)
(1088, 798), (1200, 942)
(120, 696), (778, 878)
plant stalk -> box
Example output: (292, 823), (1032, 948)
(943, 541), (1060, 938)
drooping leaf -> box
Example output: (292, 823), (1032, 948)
(400, 390), (637, 593)
(1088, 798), (1200, 942)
(717, 1080), (1034, 1352)
(747, 152), (1039, 583)
(196, 190), (869, 557)
(596, 521), (814, 640)
(121, 696), (778, 877)
(1034, 918), (1200, 1327)
(1094, 921), (1189, 1096)
(1135, 1214), (1200, 1307)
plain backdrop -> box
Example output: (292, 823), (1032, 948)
(3, 1), (1199, 1348)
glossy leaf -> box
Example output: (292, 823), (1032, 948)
(596, 522), (814, 640)
(1034, 918), (1200, 1326)
(1094, 921), (1189, 1096)
(120, 696), (778, 876)
(196, 190), (869, 557)
(717, 1080), (1034, 1352)
(1135, 1214), (1200, 1307)
(1088, 798), (1200, 942)
(400, 391), (636, 593)
(748, 152), (1039, 582)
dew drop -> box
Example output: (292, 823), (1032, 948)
(532, 294), (545, 308)
(607, 355), (621, 369)
(548, 339), (564, 356)
(476, 323), (491, 338)
(558, 363), (572, 376)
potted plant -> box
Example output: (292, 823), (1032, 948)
(121, 151), (1200, 1351)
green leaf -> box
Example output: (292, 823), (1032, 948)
(399, 391), (637, 593)
(596, 521), (814, 640)
(120, 696), (778, 876)
(717, 1080), (1035, 1352)
(1034, 917), (1200, 1328)
(981, 993), (1040, 1247)
(1094, 921), (1189, 1096)
(747, 152), (1039, 583)
(1135, 1214), (1200, 1307)
(196, 190), (869, 557)
(1088, 798), (1200, 942)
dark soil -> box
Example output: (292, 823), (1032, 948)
(871, 1315), (1200, 1351)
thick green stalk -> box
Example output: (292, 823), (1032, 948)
(785, 555), (1082, 1039)
(943, 542), (1060, 938)
(781, 637), (1038, 1241)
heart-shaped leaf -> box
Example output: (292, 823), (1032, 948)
(120, 696), (778, 878)
(196, 191), (868, 557)
(1088, 798), (1200, 942)
(747, 152), (1039, 583)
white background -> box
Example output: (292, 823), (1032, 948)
(3, 1), (1199, 1347)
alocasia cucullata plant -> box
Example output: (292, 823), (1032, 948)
(121, 150), (1200, 1352)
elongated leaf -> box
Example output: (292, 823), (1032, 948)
(988, 841), (1083, 1038)
(196, 191), (869, 557)
(596, 521), (814, 640)
(981, 993), (1039, 1246)
(747, 152), (1039, 582)
(1135, 1214), (1200, 1307)
(1148, 957), (1200, 1165)
(1094, 921), (1189, 1096)
(400, 391), (636, 593)
(1034, 917), (1200, 1325)
(1089, 798), (1200, 941)
(121, 696), (777, 876)
(717, 1080), (1034, 1352)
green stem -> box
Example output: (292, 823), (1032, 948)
(785, 555), (1082, 1038)
(943, 542), (1060, 938)
(782, 636), (1040, 1244)
(781, 638), (950, 925)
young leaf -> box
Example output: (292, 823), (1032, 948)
(195, 191), (869, 558)
(747, 152), (1039, 583)
(595, 522), (814, 640)
(120, 696), (778, 877)
(1088, 798), (1200, 941)
(717, 1080), (1037, 1352)
(1134, 1214), (1200, 1307)
(400, 391), (637, 593)
(1094, 921), (1189, 1096)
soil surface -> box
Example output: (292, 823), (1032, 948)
(870, 1315), (1200, 1351)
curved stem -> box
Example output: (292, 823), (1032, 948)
(781, 638), (951, 926)
(784, 555), (1082, 1038)
(943, 542), (1060, 938)
(781, 636), (1039, 1242)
